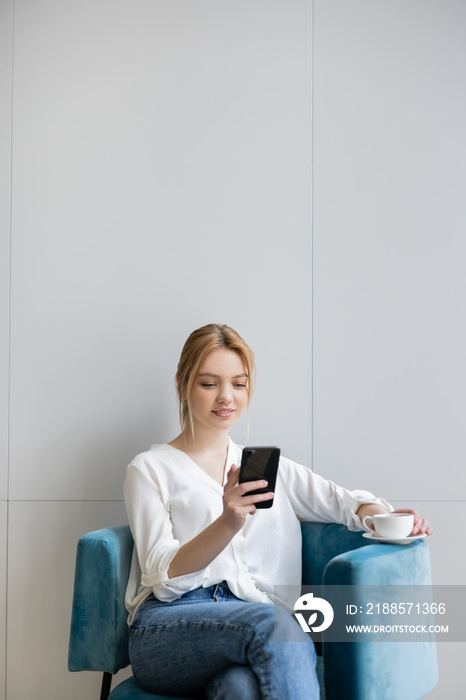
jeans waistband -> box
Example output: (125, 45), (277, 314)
(176, 580), (238, 603)
(141, 581), (240, 610)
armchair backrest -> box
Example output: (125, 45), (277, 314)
(300, 521), (370, 585)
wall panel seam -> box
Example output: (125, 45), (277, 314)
(7, 499), (126, 503)
(5, 1), (14, 697)
(311, 0), (314, 472)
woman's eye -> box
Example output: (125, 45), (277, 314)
(201, 383), (216, 388)
(234, 383), (247, 389)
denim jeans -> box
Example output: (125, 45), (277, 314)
(129, 582), (319, 700)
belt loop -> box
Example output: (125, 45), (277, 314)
(213, 581), (231, 601)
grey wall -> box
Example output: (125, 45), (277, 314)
(312, 2), (466, 695)
(0, 1), (464, 698)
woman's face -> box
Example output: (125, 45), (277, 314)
(188, 348), (249, 434)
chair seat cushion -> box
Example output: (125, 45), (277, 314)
(109, 676), (195, 700)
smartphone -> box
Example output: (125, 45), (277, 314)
(239, 446), (280, 509)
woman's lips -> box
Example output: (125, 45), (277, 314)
(212, 409), (235, 417)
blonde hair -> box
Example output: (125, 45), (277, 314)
(176, 323), (255, 436)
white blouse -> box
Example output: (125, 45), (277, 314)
(124, 439), (392, 622)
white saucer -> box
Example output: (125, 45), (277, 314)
(362, 532), (427, 545)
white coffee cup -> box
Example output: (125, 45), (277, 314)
(363, 513), (414, 539)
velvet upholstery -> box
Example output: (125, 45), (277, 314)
(319, 532), (438, 700)
(301, 521), (370, 586)
(69, 523), (437, 699)
(68, 526), (133, 674)
(108, 677), (188, 700)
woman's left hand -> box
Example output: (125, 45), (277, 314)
(392, 508), (433, 536)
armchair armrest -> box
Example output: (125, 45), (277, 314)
(300, 523), (438, 700)
(68, 525), (133, 675)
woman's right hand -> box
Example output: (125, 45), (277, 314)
(221, 464), (274, 533)
(168, 464), (273, 579)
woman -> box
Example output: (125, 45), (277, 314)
(124, 323), (432, 699)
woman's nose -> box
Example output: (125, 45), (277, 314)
(217, 385), (232, 404)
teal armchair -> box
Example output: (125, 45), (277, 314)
(68, 524), (437, 700)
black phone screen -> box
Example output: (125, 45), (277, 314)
(239, 446), (280, 508)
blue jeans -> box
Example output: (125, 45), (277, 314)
(129, 582), (319, 700)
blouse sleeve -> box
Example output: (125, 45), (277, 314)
(124, 463), (210, 602)
(279, 457), (393, 530)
